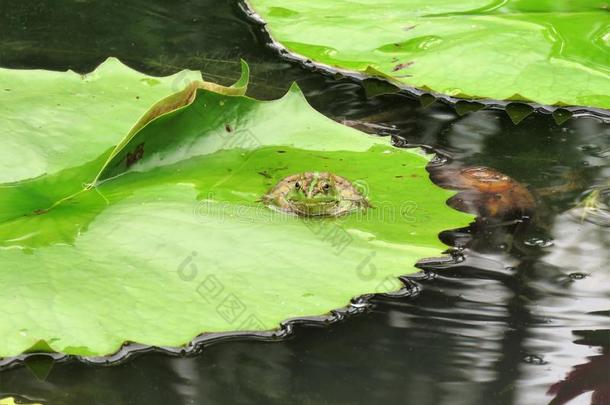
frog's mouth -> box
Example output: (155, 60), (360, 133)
(287, 198), (340, 216)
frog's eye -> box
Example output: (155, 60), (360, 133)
(295, 182), (301, 190)
(322, 183), (331, 191)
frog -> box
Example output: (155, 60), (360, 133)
(262, 172), (370, 217)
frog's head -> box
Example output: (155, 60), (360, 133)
(291, 172), (339, 200)
(286, 172), (341, 215)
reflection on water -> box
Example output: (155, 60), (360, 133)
(0, 0), (608, 404)
(547, 329), (610, 405)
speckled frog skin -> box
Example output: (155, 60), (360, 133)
(262, 172), (370, 217)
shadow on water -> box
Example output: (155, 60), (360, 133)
(0, 0), (608, 404)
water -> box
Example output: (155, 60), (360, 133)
(1, 1), (608, 404)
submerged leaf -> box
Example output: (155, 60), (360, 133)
(362, 78), (400, 98)
(419, 93), (437, 108)
(505, 103), (535, 125)
(0, 60), (472, 357)
(552, 109), (574, 126)
(24, 355), (55, 381)
(454, 100), (485, 116)
(430, 166), (536, 219)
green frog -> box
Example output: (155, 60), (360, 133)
(262, 172), (370, 217)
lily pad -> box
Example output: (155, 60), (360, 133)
(0, 398), (41, 405)
(0, 59), (472, 358)
(246, 0), (610, 110)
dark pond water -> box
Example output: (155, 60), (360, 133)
(1, 1), (609, 404)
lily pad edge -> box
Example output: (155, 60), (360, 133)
(0, 273), (431, 369)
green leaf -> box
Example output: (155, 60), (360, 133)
(0, 398), (41, 405)
(0, 60), (472, 357)
(247, 0), (610, 110)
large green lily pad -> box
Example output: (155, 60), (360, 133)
(247, 0), (610, 110)
(0, 59), (472, 357)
